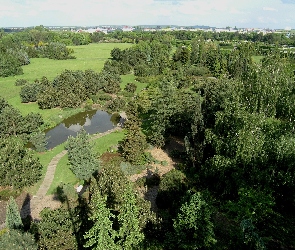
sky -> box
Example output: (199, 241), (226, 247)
(1, 0), (295, 29)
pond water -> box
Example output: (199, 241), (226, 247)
(45, 110), (121, 149)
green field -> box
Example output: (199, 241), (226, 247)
(252, 55), (264, 64)
(0, 43), (132, 125)
(121, 74), (147, 94)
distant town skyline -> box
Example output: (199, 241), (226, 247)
(1, 0), (295, 29)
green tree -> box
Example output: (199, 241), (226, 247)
(0, 100), (43, 140)
(30, 130), (48, 152)
(173, 192), (216, 249)
(117, 184), (144, 249)
(84, 193), (117, 250)
(36, 208), (79, 250)
(124, 82), (137, 93)
(0, 136), (42, 189)
(111, 47), (123, 61)
(66, 129), (100, 181)
(101, 71), (121, 94)
(0, 230), (37, 250)
(5, 196), (23, 231)
(20, 82), (40, 103)
(120, 102), (147, 164)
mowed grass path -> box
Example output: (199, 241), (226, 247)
(0, 43), (132, 122)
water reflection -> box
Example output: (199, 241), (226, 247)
(46, 110), (120, 149)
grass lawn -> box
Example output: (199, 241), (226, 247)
(120, 74), (147, 94)
(252, 55), (264, 64)
(47, 129), (125, 195)
(93, 129), (126, 155)
(25, 143), (67, 195)
(0, 43), (132, 124)
(46, 152), (77, 195)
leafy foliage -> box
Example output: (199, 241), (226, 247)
(5, 196), (24, 231)
(66, 129), (100, 181)
(124, 82), (137, 93)
(0, 136), (42, 189)
(173, 192), (216, 249)
(36, 207), (79, 250)
(0, 99), (44, 140)
(84, 193), (117, 250)
(0, 50), (23, 77)
(0, 229), (37, 250)
(30, 130), (48, 152)
(20, 82), (40, 103)
(156, 169), (187, 210)
(119, 102), (148, 164)
(116, 184), (145, 249)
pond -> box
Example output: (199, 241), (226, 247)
(45, 110), (121, 149)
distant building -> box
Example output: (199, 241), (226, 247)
(122, 26), (134, 32)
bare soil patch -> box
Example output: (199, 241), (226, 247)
(130, 136), (186, 212)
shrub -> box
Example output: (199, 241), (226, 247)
(101, 71), (121, 94)
(0, 230), (37, 250)
(30, 131), (48, 152)
(56, 183), (79, 204)
(156, 169), (187, 210)
(0, 51), (23, 77)
(0, 188), (20, 201)
(44, 42), (76, 60)
(106, 97), (126, 112)
(124, 82), (137, 93)
(15, 79), (29, 86)
(20, 82), (40, 103)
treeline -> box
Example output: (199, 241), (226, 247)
(1, 25), (294, 78)
(18, 69), (123, 109)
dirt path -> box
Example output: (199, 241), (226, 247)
(20, 150), (67, 221)
(130, 136), (185, 212)
(129, 147), (178, 212)
(18, 127), (122, 221)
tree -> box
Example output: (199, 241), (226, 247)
(5, 196), (23, 231)
(20, 82), (40, 103)
(0, 230), (37, 250)
(0, 50), (23, 77)
(156, 169), (187, 210)
(117, 184), (144, 249)
(119, 102), (147, 164)
(66, 129), (100, 181)
(84, 193), (117, 250)
(0, 136), (42, 189)
(30, 130), (48, 152)
(36, 208), (79, 250)
(173, 192), (216, 249)
(0, 100), (43, 140)
(124, 82), (137, 93)
(111, 47), (123, 61)
(101, 71), (121, 94)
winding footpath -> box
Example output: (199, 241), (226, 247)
(18, 127), (121, 221)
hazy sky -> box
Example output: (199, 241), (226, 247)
(1, 0), (295, 29)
